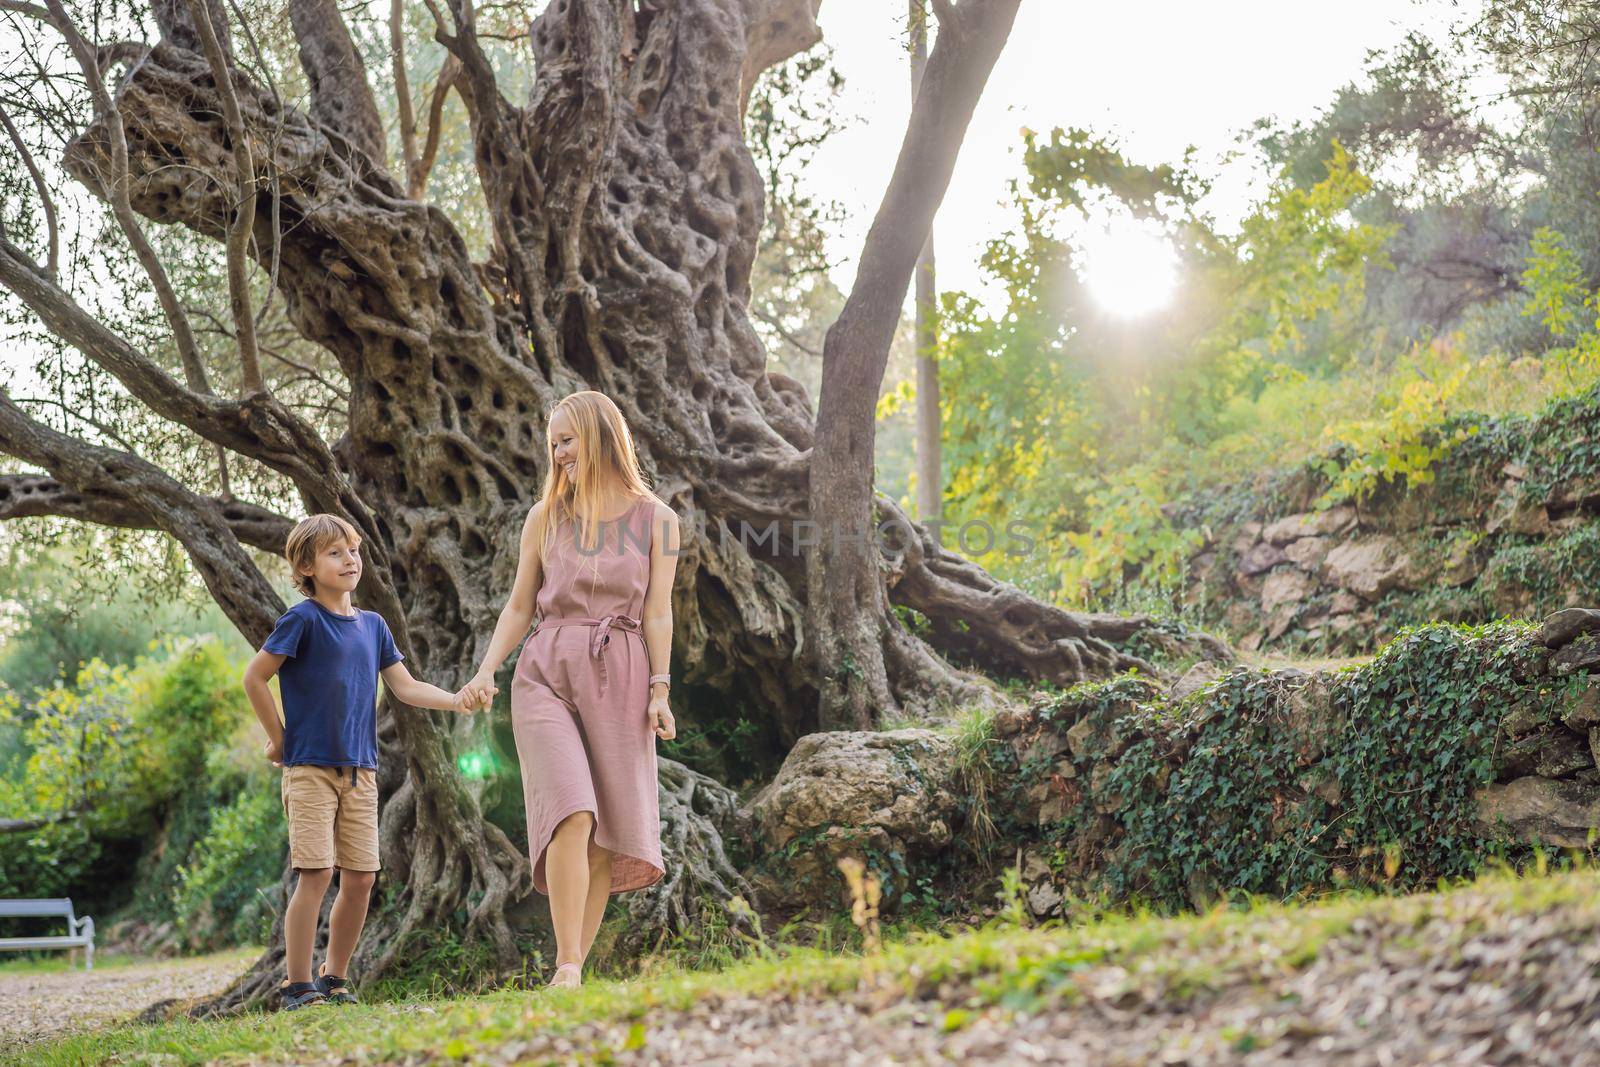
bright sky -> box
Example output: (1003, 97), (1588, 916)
(810, 0), (1475, 308)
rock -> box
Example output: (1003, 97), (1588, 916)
(1283, 536), (1330, 569)
(1328, 591), (1363, 616)
(1011, 727), (1070, 767)
(1321, 536), (1411, 601)
(1262, 506), (1356, 545)
(749, 729), (957, 909)
(1564, 681), (1600, 732)
(990, 707), (1029, 738)
(1284, 678), (1336, 763)
(1264, 604), (1299, 642)
(1185, 866), (1222, 909)
(1546, 476), (1600, 512)
(1538, 731), (1593, 778)
(1475, 776), (1600, 848)
(1063, 696), (1144, 762)
(1020, 849), (1051, 882)
(1486, 492), (1550, 537)
(1326, 613), (1365, 640)
(1436, 537), (1483, 588)
(1591, 727), (1600, 773)
(1496, 728), (1589, 779)
(1172, 662), (1221, 701)
(1261, 568), (1317, 612)
(1229, 522), (1264, 555)
(1089, 761), (1124, 814)
(1552, 636), (1600, 676)
(1500, 700), (1552, 738)
(1026, 879), (1063, 919)
(1299, 766), (1342, 806)
(1540, 608), (1600, 650)
(1238, 541), (1289, 576)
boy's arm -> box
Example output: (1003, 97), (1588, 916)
(380, 661), (463, 713)
(242, 650), (288, 762)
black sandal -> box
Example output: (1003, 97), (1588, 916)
(279, 980), (326, 1011)
(316, 962), (359, 1005)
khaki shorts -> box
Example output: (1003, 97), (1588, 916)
(280, 764), (380, 872)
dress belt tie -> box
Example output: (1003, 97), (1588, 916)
(531, 614), (644, 697)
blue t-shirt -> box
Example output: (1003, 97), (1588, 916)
(261, 598), (403, 769)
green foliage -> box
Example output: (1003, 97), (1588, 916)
(172, 787), (283, 950)
(935, 135), (1398, 607)
(0, 637), (277, 948)
(1312, 357), (1481, 507)
(1104, 668), (1332, 905)
(0, 542), (243, 701)
(987, 622), (1565, 913)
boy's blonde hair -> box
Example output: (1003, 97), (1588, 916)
(285, 514), (362, 597)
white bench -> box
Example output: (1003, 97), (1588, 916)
(0, 898), (95, 970)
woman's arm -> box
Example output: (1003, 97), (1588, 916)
(465, 501), (547, 706)
(642, 501), (681, 740)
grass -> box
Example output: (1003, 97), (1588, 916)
(0, 946), (260, 977)
(15, 865), (1600, 1065)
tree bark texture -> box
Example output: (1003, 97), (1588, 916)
(0, 0), (1227, 1008)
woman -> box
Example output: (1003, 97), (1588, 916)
(464, 390), (680, 988)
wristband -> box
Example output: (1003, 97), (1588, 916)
(648, 673), (671, 690)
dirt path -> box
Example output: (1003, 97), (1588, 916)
(456, 884), (1600, 1066)
(0, 949), (251, 1048)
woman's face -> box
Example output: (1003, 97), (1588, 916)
(549, 409), (580, 482)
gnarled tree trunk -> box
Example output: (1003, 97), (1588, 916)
(0, 0), (1224, 1008)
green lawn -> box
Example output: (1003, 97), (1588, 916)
(16, 866), (1599, 1065)
(0, 946), (259, 977)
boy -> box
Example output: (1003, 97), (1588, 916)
(243, 514), (472, 1010)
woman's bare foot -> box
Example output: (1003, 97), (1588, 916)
(548, 961), (582, 989)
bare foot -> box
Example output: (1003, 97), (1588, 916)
(548, 962), (582, 989)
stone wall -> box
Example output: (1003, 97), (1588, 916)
(1177, 390), (1600, 654)
(745, 611), (1600, 920)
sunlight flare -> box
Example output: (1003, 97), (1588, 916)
(1079, 215), (1178, 317)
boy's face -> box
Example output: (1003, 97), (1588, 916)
(302, 536), (362, 596)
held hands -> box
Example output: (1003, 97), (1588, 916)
(648, 692), (676, 741)
(454, 674), (499, 714)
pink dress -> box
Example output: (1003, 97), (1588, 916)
(511, 494), (664, 895)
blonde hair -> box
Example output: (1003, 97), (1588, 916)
(532, 391), (655, 554)
(284, 514), (362, 597)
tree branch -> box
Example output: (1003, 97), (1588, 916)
(287, 0), (387, 164)
(740, 0), (825, 110)
(0, 473), (292, 554)
(42, 0), (213, 396)
(0, 234), (347, 509)
(0, 101), (57, 278)
(414, 55), (461, 199)
(185, 0), (263, 393)
(392, 0), (420, 193)
(0, 808), (84, 835)
(151, 0), (233, 53)
(0, 395), (284, 643)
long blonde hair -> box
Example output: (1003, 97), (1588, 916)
(531, 390), (655, 554)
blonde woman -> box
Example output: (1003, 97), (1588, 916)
(464, 391), (680, 988)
